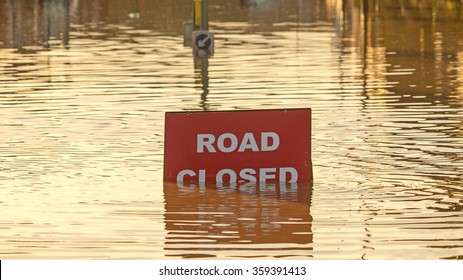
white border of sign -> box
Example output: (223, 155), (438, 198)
(192, 30), (214, 51)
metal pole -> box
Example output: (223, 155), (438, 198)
(193, 0), (202, 30)
(201, 0), (208, 30)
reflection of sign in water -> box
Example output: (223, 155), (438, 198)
(192, 30), (214, 50)
(164, 109), (312, 184)
(163, 182), (312, 258)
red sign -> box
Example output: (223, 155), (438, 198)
(163, 108), (312, 184)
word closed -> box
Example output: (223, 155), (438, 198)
(163, 109), (311, 184)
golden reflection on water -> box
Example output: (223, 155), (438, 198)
(163, 182), (312, 259)
(1, 0), (463, 259)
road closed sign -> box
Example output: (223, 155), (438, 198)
(163, 108), (312, 184)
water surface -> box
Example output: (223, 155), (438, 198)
(1, 0), (463, 259)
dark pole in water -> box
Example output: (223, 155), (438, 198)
(201, 0), (208, 30)
(193, 0), (208, 30)
(190, 0), (211, 111)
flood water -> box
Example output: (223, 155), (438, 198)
(1, 0), (463, 259)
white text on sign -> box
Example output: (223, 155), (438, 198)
(177, 167), (298, 184)
(177, 132), (299, 183)
(197, 132), (279, 153)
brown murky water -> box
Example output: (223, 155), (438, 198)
(1, 0), (463, 259)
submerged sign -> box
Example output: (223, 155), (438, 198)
(163, 108), (311, 184)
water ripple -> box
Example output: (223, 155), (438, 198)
(1, 0), (463, 259)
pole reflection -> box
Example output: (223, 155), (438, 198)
(163, 182), (312, 258)
(193, 51), (211, 111)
